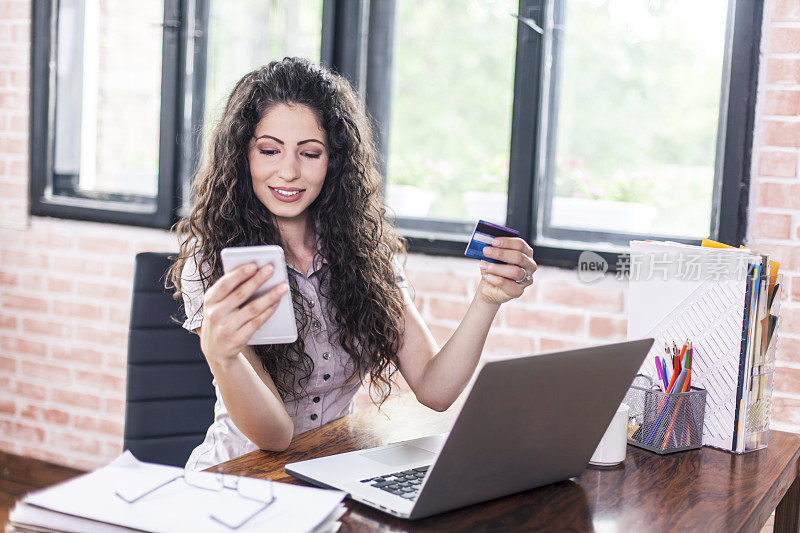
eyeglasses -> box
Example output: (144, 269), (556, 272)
(115, 470), (276, 529)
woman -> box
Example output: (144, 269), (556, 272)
(169, 58), (536, 471)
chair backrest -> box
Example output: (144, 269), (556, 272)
(124, 252), (215, 467)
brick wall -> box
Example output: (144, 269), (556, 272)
(0, 0), (798, 470)
(751, 0), (800, 433)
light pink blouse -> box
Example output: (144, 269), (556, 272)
(181, 250), (406, 470)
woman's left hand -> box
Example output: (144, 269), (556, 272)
(478, 237), (537, 305)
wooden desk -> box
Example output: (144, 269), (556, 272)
(208, 395), (800, 532)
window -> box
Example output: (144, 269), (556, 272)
(31, 0), (325, 227)
(31, 1), (762, 268)
(376, 0), (761, 265)
(31, 0), (173, 226)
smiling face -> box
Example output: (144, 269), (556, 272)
(248, 103), (329, 226)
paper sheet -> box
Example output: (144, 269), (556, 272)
(20, 452), (346, 533)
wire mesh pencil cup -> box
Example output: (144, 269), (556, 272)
(625, 384), (707, 454)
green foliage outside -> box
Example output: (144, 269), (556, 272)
(387, 0), (727, 237)
(553, 0), (726, 236)
(386, 0), (517, 220)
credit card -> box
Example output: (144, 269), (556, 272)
(464, 220), (520, 264)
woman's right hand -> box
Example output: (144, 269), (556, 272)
(199, 263), (289, 365)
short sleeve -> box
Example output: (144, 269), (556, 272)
(181, 254), (208, 332)
(391, 254), (408, 289)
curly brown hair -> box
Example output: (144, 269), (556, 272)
(168, 58), (406, 406)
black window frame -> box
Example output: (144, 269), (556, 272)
(30, 0), (761, 270)
(30, 0), (186, 228)
(363, 0), (762, 269)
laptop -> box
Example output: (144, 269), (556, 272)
(285, 338), (654, 520)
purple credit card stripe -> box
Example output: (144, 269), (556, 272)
(475, 220), (519, 236)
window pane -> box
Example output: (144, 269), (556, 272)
(53, 0), (163, 202)
(544, 0), (728, 239)
(203, 0), (323, 127)
(386, 0), (518, 226)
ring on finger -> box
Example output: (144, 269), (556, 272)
(515, 267), (531, 284)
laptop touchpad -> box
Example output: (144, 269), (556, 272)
(361, 445), (434, 467)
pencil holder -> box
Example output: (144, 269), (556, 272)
(625, 385), (707, 454)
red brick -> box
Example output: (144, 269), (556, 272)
(741, 242), (800, 271)
(774, 366), (800, 394)
(48, 276), (73, 293)
(0, 315), (17, 330)
(0, 400), (15, 415)
(74, 325), (127, 350)
(772, 28), (800, 54)
(588, 316), (628, 340)
(774, 0), (800, 21)
(0, 137), (24, 154)
(52, 389), (102, 410)
(21, 405), (69, 425)
(8, 70), (26, 89)
(767, 58), (800, 85)
(540, 337), (590, 353)
(428, 297), (470, 322)
(763, 120), (800, 148)
(74, 370), (124, 392)
(74, 415), (124, 437)
(1, 293), (48, 312)
(0, 2), (29, 19)
(76, 236), (130, 255)
(52, 300), (104, 320)
(10, 22), (28, 42)
(757, 182), (800, 209)
(540, 282), (624, 312)
(0, 421), (45, 444)
(105, 398), (126, 416)
(765, 90), (800, 116)
(48, 255), (106, 276)
(0, 91), (26, 109)
(793, 278), (800, 301)
(752, 212), (792, 239)
(0, 182), (24, 198)
(0, 356), (16, 372)
(0, 270), (18, 286)
(55, 432), (101, 455)
(29, 231), (75, 250)
(483, 332), (536, 356)
(406, 270), (468, 295)
(505, 307), (584, 334)
(75, 281), (131, 301)
(0, 336), (47, 357)
(7, 160), (24, 177)
(759, 151), (797, 178)
(22, 318), (72, 338)
(21, 361), (70, 381)
(108, 261), (135, 280)
(771, 396), (800, 426)
(13, 380), (47, 401)
(52, 346), (103, 366)
(780, 306), (800, 334)
(776, 336), (800, 363)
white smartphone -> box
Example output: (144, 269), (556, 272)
(219, 245), (298, 345)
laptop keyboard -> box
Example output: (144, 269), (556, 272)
(359, 465), (430, 500)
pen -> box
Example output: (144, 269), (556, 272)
(655, 356), (665, 391)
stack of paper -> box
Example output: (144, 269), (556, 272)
(7, 451), (347, 533)
(627, 240), (782, 453)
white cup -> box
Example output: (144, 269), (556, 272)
(589, 402), (630, 467)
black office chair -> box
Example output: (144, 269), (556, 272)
(124, 252), (215, 467)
